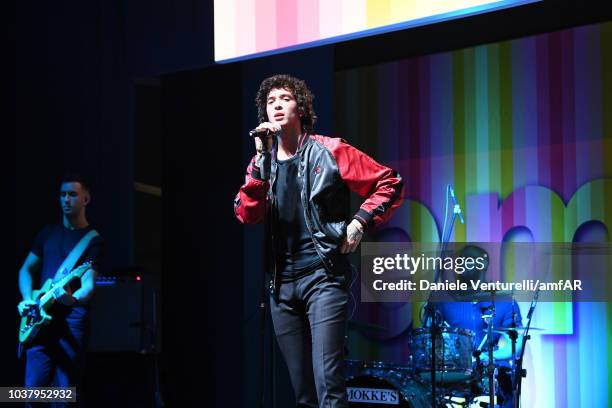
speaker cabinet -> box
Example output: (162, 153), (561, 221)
(88, 277), (158, 352)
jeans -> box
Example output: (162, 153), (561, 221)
(24, 310), (89, 407)
(270, 266), (350, 408)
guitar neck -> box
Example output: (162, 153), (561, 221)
(40, 262), (92, 303)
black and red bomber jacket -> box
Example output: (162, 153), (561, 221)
(234, 134), (404, 293)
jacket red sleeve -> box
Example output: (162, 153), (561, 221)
(324, 137), (404, 230)
(233, 155), (269, 224)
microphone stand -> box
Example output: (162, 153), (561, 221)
(422, 185), (464, 407)
(130, 276), (164, 407)
(256, 131), (275, 408)
(150, 284), (164, 408)
(508, 296), (519, 408)
(513, 288), (539, 408)
(258, 279), (266, 408)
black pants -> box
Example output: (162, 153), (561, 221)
(270, 266), (350, 408)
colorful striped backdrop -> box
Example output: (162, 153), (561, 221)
(335, 21), (611, 407)
(214, 0), (531, 62)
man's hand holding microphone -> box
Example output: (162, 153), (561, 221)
(251, 122), (280, 180)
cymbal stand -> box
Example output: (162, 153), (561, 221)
(480, 297), (496, 407)
(507, 296), (519, 408)
(513, 288), (540, 408)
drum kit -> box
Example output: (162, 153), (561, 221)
(344, 187), (541, 407)
(345, 287), (541, 408)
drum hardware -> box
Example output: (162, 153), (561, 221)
(484, 327), (544, 334)
(512, 288), (540, 408)
(479, 297), (496, 407)
(360, 186), (539, 407)
(348, 289), (540, 407)
(453, 290), (514, 302)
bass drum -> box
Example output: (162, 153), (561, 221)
(345, 360), (429, 408)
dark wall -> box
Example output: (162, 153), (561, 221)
(123, 0), (214, 77)
(16, 1), (135, 267)
(160, 63), (245, 407)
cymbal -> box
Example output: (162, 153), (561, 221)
(347, 320), (388, 332)
(453, 290), (515, 301)
(484, 327), (546, 334)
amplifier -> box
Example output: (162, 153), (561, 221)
(87, 277), (159, 352)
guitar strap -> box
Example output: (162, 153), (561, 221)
(53, 229), (100, 281)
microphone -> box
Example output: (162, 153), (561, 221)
(249, 124), (279, 181)
(449, 185), (465, 224)
(249, 124), (281, 137)
(527, 288), (540, 319)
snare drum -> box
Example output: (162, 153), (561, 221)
(409, 327), (475, 383)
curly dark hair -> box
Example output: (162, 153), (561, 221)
(255, 74), (317, 134)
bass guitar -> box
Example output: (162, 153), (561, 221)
(19, 260), (93, 344)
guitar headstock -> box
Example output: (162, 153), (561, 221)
(76, 259), (94, 271)
(66, 259), (95, 280)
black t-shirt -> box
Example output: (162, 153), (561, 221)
(31, 223), (104, 318)
(275, 155), (323, 280)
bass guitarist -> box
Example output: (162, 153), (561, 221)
(17, 174), (104, 407)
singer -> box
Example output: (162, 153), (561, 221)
(234, 74), (404, 407)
